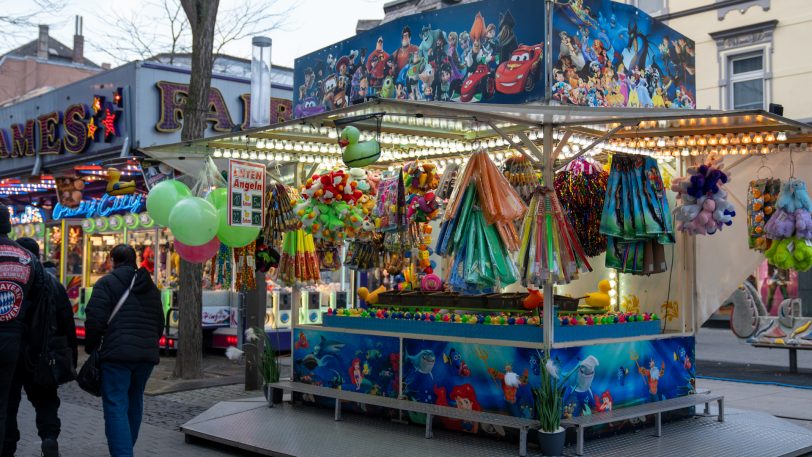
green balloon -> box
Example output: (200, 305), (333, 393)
(168, 197), (218, 246)
(147, 180), (192, 227)
(216, 206), (260, 248)
(206, 188), (228, 209)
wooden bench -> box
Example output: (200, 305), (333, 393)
(751, 343), (812, 374)
(561, 392), (724, 455)
(270, 381), (539, 456)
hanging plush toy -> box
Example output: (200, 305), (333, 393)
(764, 177), (812, 272)
(340, 126), (381, 168)
(672, 158), (735, 235)
(747, 178), (781, 252)
(296, 168), (373, 244)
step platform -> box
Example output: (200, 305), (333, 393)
(181, 397), (812, 457)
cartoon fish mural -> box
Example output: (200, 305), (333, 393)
(617, 366), (629, 386)
(529, 353), (541, 376)
(443, 348), (471, 377)
(314, 336), (345, 358)
(294, 332), (309, 350)
(406, 349), (436, 375)
(299, 353), (329, 371)
(366, 349), (382, 360)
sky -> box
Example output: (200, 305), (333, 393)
(0, 0), (387, 68)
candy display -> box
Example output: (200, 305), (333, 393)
(518, 188), (592, 287)
(554, 158), (608, 257)
(600, 154), (674, 274)
(375, 173), (407, 232)
(672, 158), (735, 236)
(747, 178), (781, 252)
(502, 155), (539, 203)
(276, 229), (320, 285)
(328, 306), (541, 326)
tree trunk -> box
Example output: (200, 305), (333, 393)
(174, 0), (220, 380)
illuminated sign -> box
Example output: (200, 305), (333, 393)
(9, 206), (45, 225)
(0, 89), (123, 159)
(52, 193), (143, 220)
(154, 81), (292, 132)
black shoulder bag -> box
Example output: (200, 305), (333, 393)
(77, 272), (137, 397)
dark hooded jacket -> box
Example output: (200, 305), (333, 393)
(84, 266), (164, 364)
(45, 265), (78, 366)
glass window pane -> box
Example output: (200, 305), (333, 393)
(637, 0), (663, 14)
(733, 79), (764, 109)
(733, 56), (763, 74)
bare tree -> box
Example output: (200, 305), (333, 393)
(95, 0), (293, 64)
(0, 0), (66, 47)
(174, 0), (220, 380)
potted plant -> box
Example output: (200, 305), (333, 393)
(226, 327), (283, 407)
(533, 356), (568, 456)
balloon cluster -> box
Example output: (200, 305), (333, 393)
(672, 159), (736, 235)
(764, 178), (812, 271)
(146, 180), (259, 263)
(295, 168), (375, 243)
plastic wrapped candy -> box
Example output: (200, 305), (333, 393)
(275, 229), (320, 285)
(747, 178), (780, 251)
(375, 173), (407, 232)
(518, 188), (592, 287)
(554, 158), (608, 257)
(502, 155), (539, 203)
(264, 183), (299, 246)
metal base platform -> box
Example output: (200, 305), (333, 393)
(181, 398), (812, 457)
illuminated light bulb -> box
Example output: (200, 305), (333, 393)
(213, 149), (223, 158)
(656, 138), (666, 148)
(690, 149), (699, 156)
(708, 136), (718, 146)
(687, 137), (696, 147)
(719, 136), (729, 146)
(646, 139), (656, 148)
(487, 139), (497, 148)
(777, 132), (788, 142)
(258, 152), (267, 161)
(765, 133), (776, 142)
(741, 134), (752, 144)
(761, 146), (770, 154)
(293, 144), (302, 152)
(249, 151), (257, 160)
(698, 137), (707, 147)
(730, 135), (740, 145)
(284, 142), (293, 151)
(608, 290), (617, 297)
(241, 151), (249, 159)
(609, 280), (617, 288)
(753, 134), (763, 144)
(681, 148), (690, 157)
(676, 137), (686, 147)
(223, 150), (232, 158)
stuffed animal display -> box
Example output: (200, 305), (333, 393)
(672, 158), (735, 235)
(295, 168), (376, 246)
(764, 177), (812, 271)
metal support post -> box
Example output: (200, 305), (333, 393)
(244, 268), (267, 391)
(542, 122), (554, 352)
(655, 412), (662, 437)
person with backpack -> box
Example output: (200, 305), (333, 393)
(0, 207), (50, 451)
(2, 238), (77, 457)
(84, 245), (164, 457)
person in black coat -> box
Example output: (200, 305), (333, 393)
(2, 238), (77, 457)
(84, 245), (164, 457)
(0, 208), (49, 454)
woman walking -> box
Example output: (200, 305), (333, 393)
(84, 245), (165, 457)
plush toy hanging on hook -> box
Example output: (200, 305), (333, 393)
(335, 113), (384, 168)
(672, 156), (736, 235)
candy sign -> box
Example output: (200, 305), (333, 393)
(228, 159), (265, 228)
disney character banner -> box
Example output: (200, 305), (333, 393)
(552, 0), (696, 108)
(293, 0), (546, 116)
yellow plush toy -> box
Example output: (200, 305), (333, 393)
(583, 279), (612, 310)
(357, 285), (386, 305)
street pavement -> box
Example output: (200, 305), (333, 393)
(7, 329), (811, 456)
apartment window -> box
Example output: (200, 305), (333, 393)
(633, 0), (668, 16)
(729, 53), (765, 109)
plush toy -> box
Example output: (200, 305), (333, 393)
(791, 179), (812, 212)
(765, 209), (796, 239)
(776, 180), (797, 212)
(796, 209), (812, 240)
(673, 158), (734, 236)
(765, 236), (812, 272)
(357, 285), (386, 304)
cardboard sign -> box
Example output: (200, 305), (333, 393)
(227, 159), (265, 228)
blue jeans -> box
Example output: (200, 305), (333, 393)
(101, 362), (154, 457)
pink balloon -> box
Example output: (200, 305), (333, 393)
(175, 237), (220, 263)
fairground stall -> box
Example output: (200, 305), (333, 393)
(142, 97), (812, 453)
(0, 57), (293, 346)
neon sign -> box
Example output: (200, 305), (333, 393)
(52, 193), (144, 220)
(9, 206), (45, 225)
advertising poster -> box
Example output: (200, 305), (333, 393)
(292, 0), (546, 116)
(140, 159), (175, 190)
(552, 0), (696, 108)
(228, 159), (266, 228)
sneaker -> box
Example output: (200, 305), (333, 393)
(41, 438), (59, 457)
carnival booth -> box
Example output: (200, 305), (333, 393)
(137, 0), (812, 454)
(142, 97), (812, 451)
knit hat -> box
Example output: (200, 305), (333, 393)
(0, 205), (10, 235)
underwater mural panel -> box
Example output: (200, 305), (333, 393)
(293, 328), (401, 398)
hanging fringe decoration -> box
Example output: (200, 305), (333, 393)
(210, 243), (233, 288)
(234, 242), (256, 292)
(437, 150), (526, 293)
(518, 187), (592, 286)
(554, 158), (608, 257)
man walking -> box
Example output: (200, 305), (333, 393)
(3, 238), (76, 457)
(0, 207), (49, 452)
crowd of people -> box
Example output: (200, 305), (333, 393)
(0, 206), (165, 457)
